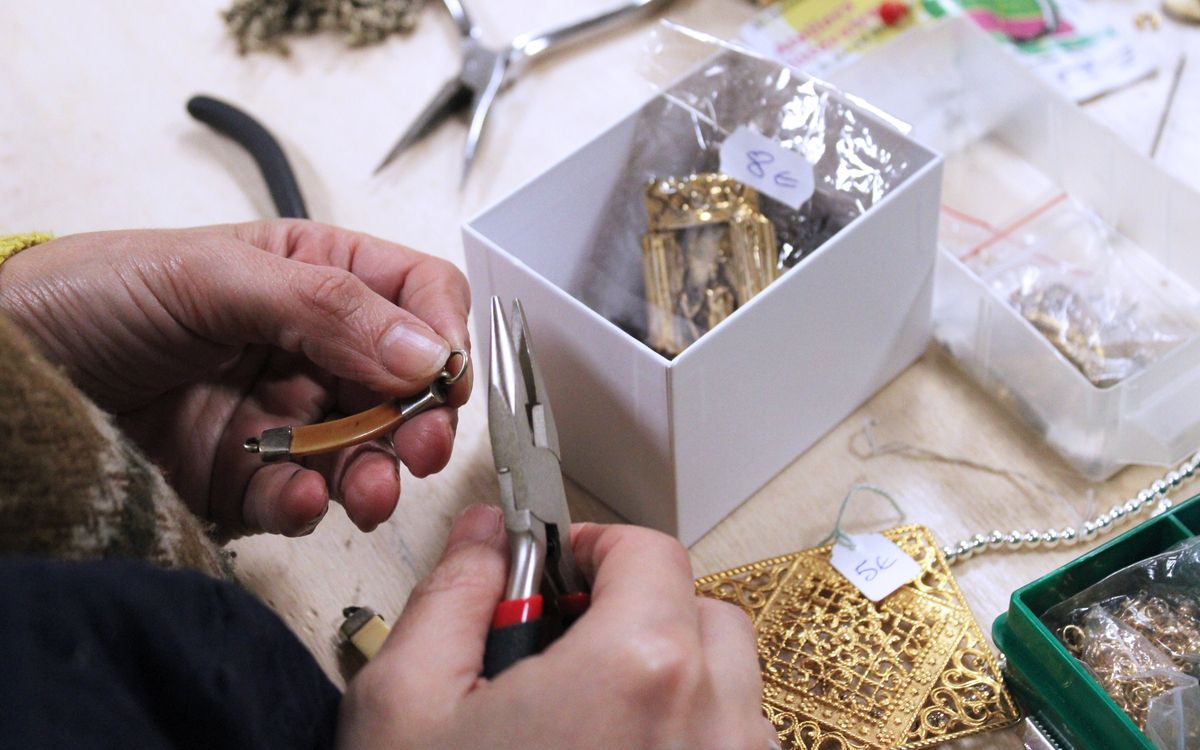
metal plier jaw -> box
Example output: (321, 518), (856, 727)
(485, 297), (589, 677)
(374, 0), (677, 184)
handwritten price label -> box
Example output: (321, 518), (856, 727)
(829, 533), (922, 602)
(718, 126), (815, 210)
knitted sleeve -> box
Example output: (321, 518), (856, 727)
(0, 233), (54, 263)
(0, 309), (233, 580)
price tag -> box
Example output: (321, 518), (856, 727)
(718, 126), (815, 210)
(829, 533), (922, 602)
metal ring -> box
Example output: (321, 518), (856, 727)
(441, 348), (469, 386)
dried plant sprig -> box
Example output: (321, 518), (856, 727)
(223, 0), (427, 55)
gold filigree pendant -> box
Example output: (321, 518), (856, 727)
(696, 525), (1021, 749)
(640, 174), (780, 358)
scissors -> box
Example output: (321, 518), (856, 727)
(375, 0), (676, 184)
(484, 296), (590, 677)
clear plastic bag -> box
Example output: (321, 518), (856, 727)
(578, 26), (930, 358)
(959, 194), (1200, 388)
(935, 137), (1200, 389)
(1067, 606), (1198, 732)
(1042, 537), (1200, 748)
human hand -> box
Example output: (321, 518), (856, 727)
(0, 221), (471, 537)
(338, 506), (775, 750)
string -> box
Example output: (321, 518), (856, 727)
(852, 418), (1091, 527)
(818, 484), (906, 550)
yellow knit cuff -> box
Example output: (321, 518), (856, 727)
(0, 233), (54, 264)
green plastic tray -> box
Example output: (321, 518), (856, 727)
(993, 493), (1200, 750)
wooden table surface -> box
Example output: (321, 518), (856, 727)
(5, 2), (1200, 747)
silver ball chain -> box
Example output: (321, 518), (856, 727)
(942, 451), (1200, 565)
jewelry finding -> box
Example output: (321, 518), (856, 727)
(1057, 600), (1200, 730)
(1134, 9), (1163, 29)
(244, 349), (468, 462)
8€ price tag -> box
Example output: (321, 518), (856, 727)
(829, 533), (922, 602)
(718, 125), (815, 210)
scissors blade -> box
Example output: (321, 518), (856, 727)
(375, 78), (472, 175)
(460, 53), (507, 186)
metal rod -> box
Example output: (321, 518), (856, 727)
(1151, 54), (1187, 159)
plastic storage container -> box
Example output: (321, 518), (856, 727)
(993, 494), (1200, 750)
(824, 19), (1200, 480)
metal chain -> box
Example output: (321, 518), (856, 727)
(942, 451), (1200, 565)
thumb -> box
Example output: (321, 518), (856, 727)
(372, 504), (508, 715)
(170, 242), (453, 395)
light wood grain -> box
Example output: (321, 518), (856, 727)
(6, 2), (1200, 748)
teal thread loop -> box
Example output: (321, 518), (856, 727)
(818, 484), (905, 550)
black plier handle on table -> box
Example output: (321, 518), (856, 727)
(485, 297), (590, 678)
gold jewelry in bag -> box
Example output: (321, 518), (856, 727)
(640, 174), (780, 357)
(696, 525), (1020, 750)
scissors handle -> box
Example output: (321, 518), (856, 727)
(509, 0), (675, 70)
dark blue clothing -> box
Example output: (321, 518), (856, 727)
(0, 558), (340, 750)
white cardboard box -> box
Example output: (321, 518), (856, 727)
(463, 52), (943, 544)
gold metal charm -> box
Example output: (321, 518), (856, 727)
(640, 174), (780, 357)
(1057, 594), (1200, 730)
(696, 525), (1020, 750)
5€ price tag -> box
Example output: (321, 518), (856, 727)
(718, 125), (815, 210)
(829, 533), (922, 602)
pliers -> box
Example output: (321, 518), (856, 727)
(484, 297), (590, 678)
(374, 0), (676, 185)
(186, 95), (308, 220)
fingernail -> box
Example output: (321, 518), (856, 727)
(381, 323), (450, 380)
(300, 504), (329, 536)
(446, 504), (502, 552)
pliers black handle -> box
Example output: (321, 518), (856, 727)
(483, 591), (590, 678)
(186, 95), (309, 220)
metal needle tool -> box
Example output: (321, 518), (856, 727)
(1151, 54), (1187, 160)
(374, 0), (676, 185)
